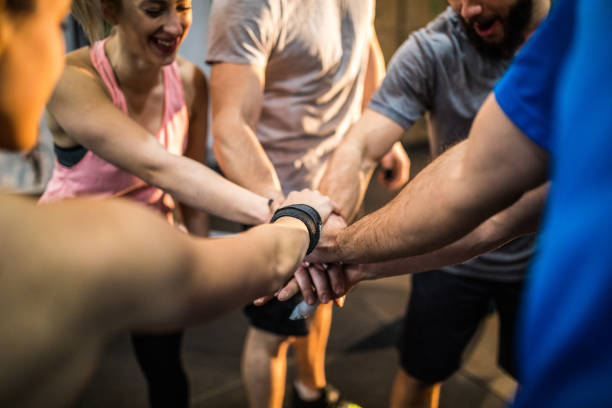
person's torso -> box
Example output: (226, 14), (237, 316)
(411, 8), (531, 280)
(420, 8), (511, 156)
(256, 0), (374, 191)
(40, 39), (189, 215)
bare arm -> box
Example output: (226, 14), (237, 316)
(329, 94), (550, 263)
(360, 27), (410, 192)
(210, 63), (284, 202)
(46, 64), (270, 225)
(361, 27), (386, 110)
(354, 182), (548, 281)
(278, 182), (548, 301)
(177, 64), (210, 237)
(318, 109), (404, 220)
(2, 188), (333, 337)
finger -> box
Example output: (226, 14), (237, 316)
(334, 295), (346, 308)
(295, 266), (316, 305)
(308, 265), (333, 304)
(328, 199), (343, 215)
(377, 170), (394, 189)
(327, 264), (346, 297)
(380, 151), (394, 169)
(277, 278), (300, 301)
(253, 295), (273, 306)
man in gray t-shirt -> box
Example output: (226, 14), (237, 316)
(206, 1), (409, 407)
(315, 0), (550, 406)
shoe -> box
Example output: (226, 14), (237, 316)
(291, 384), (362, 408)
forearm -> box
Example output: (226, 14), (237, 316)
(319, 109), (402, 220)
(212, 122), (283, 201)
(358, 183), (548, 281)
(177, 218), (309, 324)
(152, 153), (271, 225)
(318, 141), (375, 221)
(334, 143), (522, 263)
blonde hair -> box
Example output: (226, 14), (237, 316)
(71, 0), (118, 43)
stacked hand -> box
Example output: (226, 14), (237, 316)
(258, 191), (379, 311)
(280, 213), (348, 305)
(280, 189), (336, 224)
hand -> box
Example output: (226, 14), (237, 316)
(378, 142), (410, 191)
(280, 189), (336, 224)
(252, 262), (346, 307)
(276, 262), (367, 304)
(304, 213), (347, 264)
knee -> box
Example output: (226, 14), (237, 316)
(245, 327), (292, 357)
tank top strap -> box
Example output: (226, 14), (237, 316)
(90, 39), (129, 114)
(161, 61), (186, 122)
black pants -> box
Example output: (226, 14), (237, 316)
(131, 331), (189, 408)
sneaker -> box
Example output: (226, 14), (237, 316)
(291, 384), (362, 408)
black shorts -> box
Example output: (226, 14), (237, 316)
(240, 221), (310, 337)
(244, 296), (310, 337)
(397, 270), (524, 383)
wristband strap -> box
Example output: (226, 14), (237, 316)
(270, 204), (322, 254)
(290, 204), (322, 227)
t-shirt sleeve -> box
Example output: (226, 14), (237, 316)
(494, 0), (576, 151)
(367, 32), (435, 130)
(205, 0), (278, 67)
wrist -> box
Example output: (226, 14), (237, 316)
(272, 216), (309, 232)
(270, 204), (322, 254)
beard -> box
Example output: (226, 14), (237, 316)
(460, 0), (533, 60)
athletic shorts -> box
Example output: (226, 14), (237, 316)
(244, 296), (309, 336)
(397, 269), (524, 383)
(240, 221), (310, 337)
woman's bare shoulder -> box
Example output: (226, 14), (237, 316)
(176, 56), (208, 108)
(65, 46), (95, 71)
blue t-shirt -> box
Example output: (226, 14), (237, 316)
(495, 0), (612, 406)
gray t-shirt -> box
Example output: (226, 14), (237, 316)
(206, 0), (373, 192)
(369, 7), (533, 281)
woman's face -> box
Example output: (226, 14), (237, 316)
(111, 0), (192, 66)
(0, 0), (71, 151)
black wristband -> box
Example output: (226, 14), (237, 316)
(270, 204), (322, 254)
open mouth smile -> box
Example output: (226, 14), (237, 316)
(473, 18), (499, 37)
(150, 36), (180, 56)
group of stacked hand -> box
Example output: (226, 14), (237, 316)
(258, 189), (373, 315)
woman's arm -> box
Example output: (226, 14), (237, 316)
(46, 62), (270, 225)
(177, 61), (210, 236)
(0, 189), (331, 336)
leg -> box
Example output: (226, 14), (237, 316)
(293, 302), (333, 398)
(243, 298), (309, 408)
(493, 279), (525, 380)
(390, 368), (440, 408)
(391, 271), (491, 408)
(131, 331), (189, 408)
(242, 327), (292, 408)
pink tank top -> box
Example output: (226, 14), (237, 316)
(40, 39), (189, 217)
